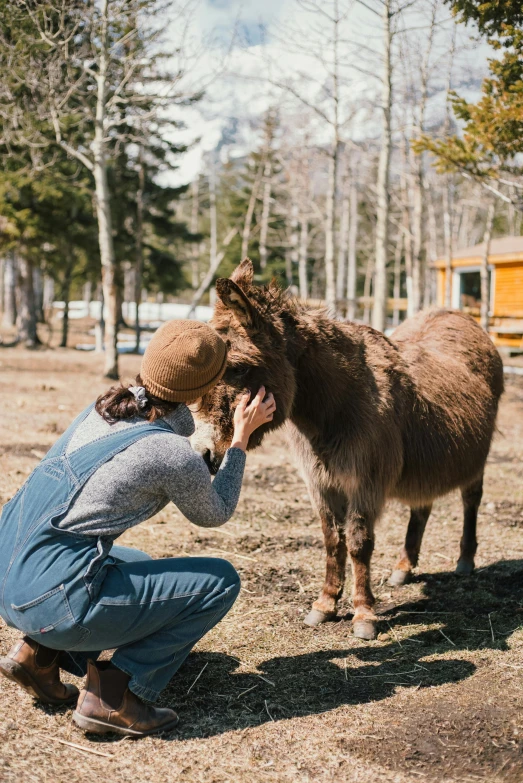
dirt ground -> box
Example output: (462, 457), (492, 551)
(1, 341), (523, 783)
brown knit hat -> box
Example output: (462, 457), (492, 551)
(140, 320), (227, 402)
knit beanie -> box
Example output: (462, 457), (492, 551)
(140, 320), (228, 402)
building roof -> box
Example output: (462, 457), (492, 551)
(434, 236), (523, 268)
(452, 236), (523, 259)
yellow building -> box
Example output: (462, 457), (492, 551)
(434, 236), (523, 349)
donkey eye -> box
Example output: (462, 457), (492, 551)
(224, 365), (250, 385)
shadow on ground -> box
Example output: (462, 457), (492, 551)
(160, 559), (523, 738)
(32, 560), (523, 780)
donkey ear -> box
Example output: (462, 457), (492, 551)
(215, 278), (256, 326)
(230, 258), (254, 288)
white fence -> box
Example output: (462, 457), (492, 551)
(52, 300), (214, 323)
(52, 300), (214, 353)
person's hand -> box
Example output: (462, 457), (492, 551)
(231, 386), (276, 451)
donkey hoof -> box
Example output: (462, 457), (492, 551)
(353, 620), (377, 640)
(455, 560), (474, 576)
(303, 609), (335, 627)
(388, 569), (412, 587)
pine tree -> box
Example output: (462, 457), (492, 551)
(0, 0), (196, 376)
(415, 1), (523, 198)
(0, 152), (97, 347)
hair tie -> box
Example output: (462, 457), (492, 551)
(128, 385), (148, 409)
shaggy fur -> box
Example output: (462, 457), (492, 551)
(193, 259), (504, 638)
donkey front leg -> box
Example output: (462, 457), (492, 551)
(304, 488), (348, 627)
(348, 512), (378, 640)
(389, 505), (432, 586)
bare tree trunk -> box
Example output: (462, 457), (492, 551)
(400, 136), (414, 317)
(83, 281), (92, 315)
(60, 249), (75, 348)
(241, 160), (263, 260)
(0, 258), (4, 323)
(93, 0), (119, 378)
(443, 180), (453, 308)
(2, 254), (17, 328)
(404, 212), (414, 316)
(94, 283), (104, 353)
(209, 159), (218, 270)
(134, 153), (145, 353)
(346, 181), (358, 320)
(411, 172), (423, 314)
(123, 262), (133, 305)
(286, 199), (298, 288)
(259, 159), (272, 270)
(94, 167), (118, 375)
(411, 176), (423, 314)
(457, 202), (469, 248)
(324, 0), (342, 310)
(410, 3), (436, 314)
(480, 201), (495, 332)
(424, 185), (438, 308)
(336, 182), (349, 306)
(324, 148), (338, 309)
(392, 230), (403, 326)
(442, 26), (456, 309)
(190, 176), (200, 289)
(298, 217), (309, 300)
(33, 266), (45, 323)
(285, 201), (295, 288)
(372, 0), (392, 332)
(363, 256), (374, 325)
(310, 257), (322, 299)
(15, 255), (39, 347)
(43, 277), (55, 312)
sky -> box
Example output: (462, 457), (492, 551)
(162, 0), (490, 186)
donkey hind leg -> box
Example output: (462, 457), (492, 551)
(389, 505), (432, 586)
(304, 487), (348, 628)
(456, 476), (483, 576)
(348, 511), (378, 640)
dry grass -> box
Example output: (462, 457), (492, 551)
(1, 344), (523, 783)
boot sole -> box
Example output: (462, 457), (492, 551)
(72, 710), (179, 737)
(0, 656), (78, 705)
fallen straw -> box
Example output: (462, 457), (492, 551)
(186, 661), (209, 695)
(351, 668), (420, 679)
(383, 681), (412, 687)
(237, 684), (259, 699)
(204, 547), (258, 562)
(34, 733), (114, 760)
(256, 674), (275, 687)
(264, 700), (274, 721)
(438, 628), (456, 646)
(489, 613), (495, 642)
(387, 621), (402, 647)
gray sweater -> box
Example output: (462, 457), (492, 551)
(57, 405), (246, 538)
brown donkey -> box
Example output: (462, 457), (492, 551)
(192, 259), (504, 640)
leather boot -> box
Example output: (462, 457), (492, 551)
(0, 636), (79, 705)
(73, 660), (179, 737)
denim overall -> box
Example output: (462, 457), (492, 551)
(0, 404), (240, 702)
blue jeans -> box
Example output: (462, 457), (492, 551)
(59, 546), (240, 703)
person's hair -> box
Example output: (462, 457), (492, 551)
(95, 375), (180, 424)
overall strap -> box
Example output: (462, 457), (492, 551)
(65, 418), (173, 489)
(43, 403), (96, 461)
